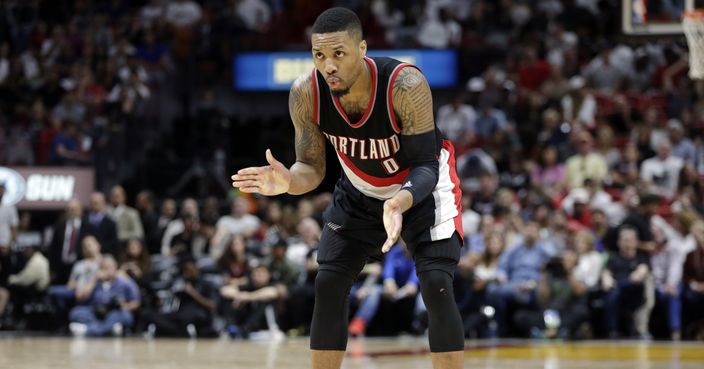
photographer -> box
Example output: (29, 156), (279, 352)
(68, 256), (140, 337)
(141, 257), (217, 337)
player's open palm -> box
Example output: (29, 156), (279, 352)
(382, 197), (403, 253)
(231, 149), (291, 196)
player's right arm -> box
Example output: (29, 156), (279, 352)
(231, 74), (325, 196)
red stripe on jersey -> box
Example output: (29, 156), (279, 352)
(311, 69), (319, 125)
(387, 64), (421, 134)
(443, 139), (464, 241)
(337, 150), (410, 187)
(331, 57), (377, 128)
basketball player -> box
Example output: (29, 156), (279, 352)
(232, 8), (464, 369)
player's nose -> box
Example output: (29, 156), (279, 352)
(324, 62), (337, 75)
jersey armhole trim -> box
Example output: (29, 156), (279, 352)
(387, 63), (421, 134)
(311, 69), (320, 125)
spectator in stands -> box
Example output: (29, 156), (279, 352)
(601, 227), (651, 339)
(287, 218), (320, 271)
(583, 43), (628, 93)
(513, 248), (589, 339)
(167, 213), (200, 259)
(221, 264), (283, 339)
(165, 0), (203, 28)
(68, 256), (140, 337)
(683, 221), (704, 338)
(459, 230), (505, 338)
(118, 238), (151, 289)
(236, 0), (273, 33)
(572, 229), (603, 291)
(565, 131), (608, 189)
(267, 239), (301, 291)
(650, 211), (699, 340)
(135, 190), (160, 255)
(611, 143), (641, 188)
(531, 145), (566, 203)
(348, 262), (382, 337)
(487, 222), (553, 337)
(107, 185), (144, 246)
(210, 198), (261, 259)
(380, 242), (422, 334)
(641, 139), (685, 199)
(6, 243), (50, 326)
(48, 236), (103, 317)
(470, 172), (498, 216)
(142, 257), (217, 338)
(0, 182), (19, 278)
(47, 199), (87, 284)
(668, 119), (697, 164)
(561, 76), (597, 129)
(84, 192), (118, 256)
(217, 234), (249, 285)
(417, 8), (461, 49)
(436, 94), (476, 148)
(161, 198), (198, 255)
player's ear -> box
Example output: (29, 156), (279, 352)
(359, 40), (367, 57)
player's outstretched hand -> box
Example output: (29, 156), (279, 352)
(231, 149), (291, 196)
(382, 197), (403, 253)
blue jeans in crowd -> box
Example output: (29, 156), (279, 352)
(350, 284), (382, 323)
(654, 287), (682, 332)
(69, 305), (134, 336)
(48, 285), (76, 313)
(603, 280), (645, 334)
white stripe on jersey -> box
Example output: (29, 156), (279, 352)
(336, 155), (402, 200)
(430, 147), (460, 241)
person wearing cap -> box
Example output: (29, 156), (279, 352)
(667, 119), (697, 164)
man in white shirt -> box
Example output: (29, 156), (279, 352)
(436, 95), (476, 147)
(210, 198), (260, 259)
(641, 140), (684, 199)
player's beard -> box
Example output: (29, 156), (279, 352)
(331, 87), (350, 98)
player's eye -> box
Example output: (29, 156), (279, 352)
(315, 52), (324, 59)
(335, 51), (344, 57)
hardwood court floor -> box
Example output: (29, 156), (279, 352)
(1, 336), (703, 369)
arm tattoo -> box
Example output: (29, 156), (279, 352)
(391, 67), (435, 135)
(289, 74), (326, 175)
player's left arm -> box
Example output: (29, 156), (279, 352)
(381, 67), (439, 252)
(390, 67), (439, 213)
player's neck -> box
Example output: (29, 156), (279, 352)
(339, 59), (371, 103)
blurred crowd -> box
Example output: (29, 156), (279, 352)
(1, 0), (704, 341)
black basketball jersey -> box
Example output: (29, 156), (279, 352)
(311, 56), (463, 242)
(311, 56), (422, 199)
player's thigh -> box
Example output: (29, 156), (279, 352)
(317, 226), (370, 279)
(412, 232), (462, 276)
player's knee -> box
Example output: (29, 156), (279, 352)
(418, 270), (454, 309)
(314, 270), (352, 306)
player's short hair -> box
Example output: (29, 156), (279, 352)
(311, 7), (363, 40)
